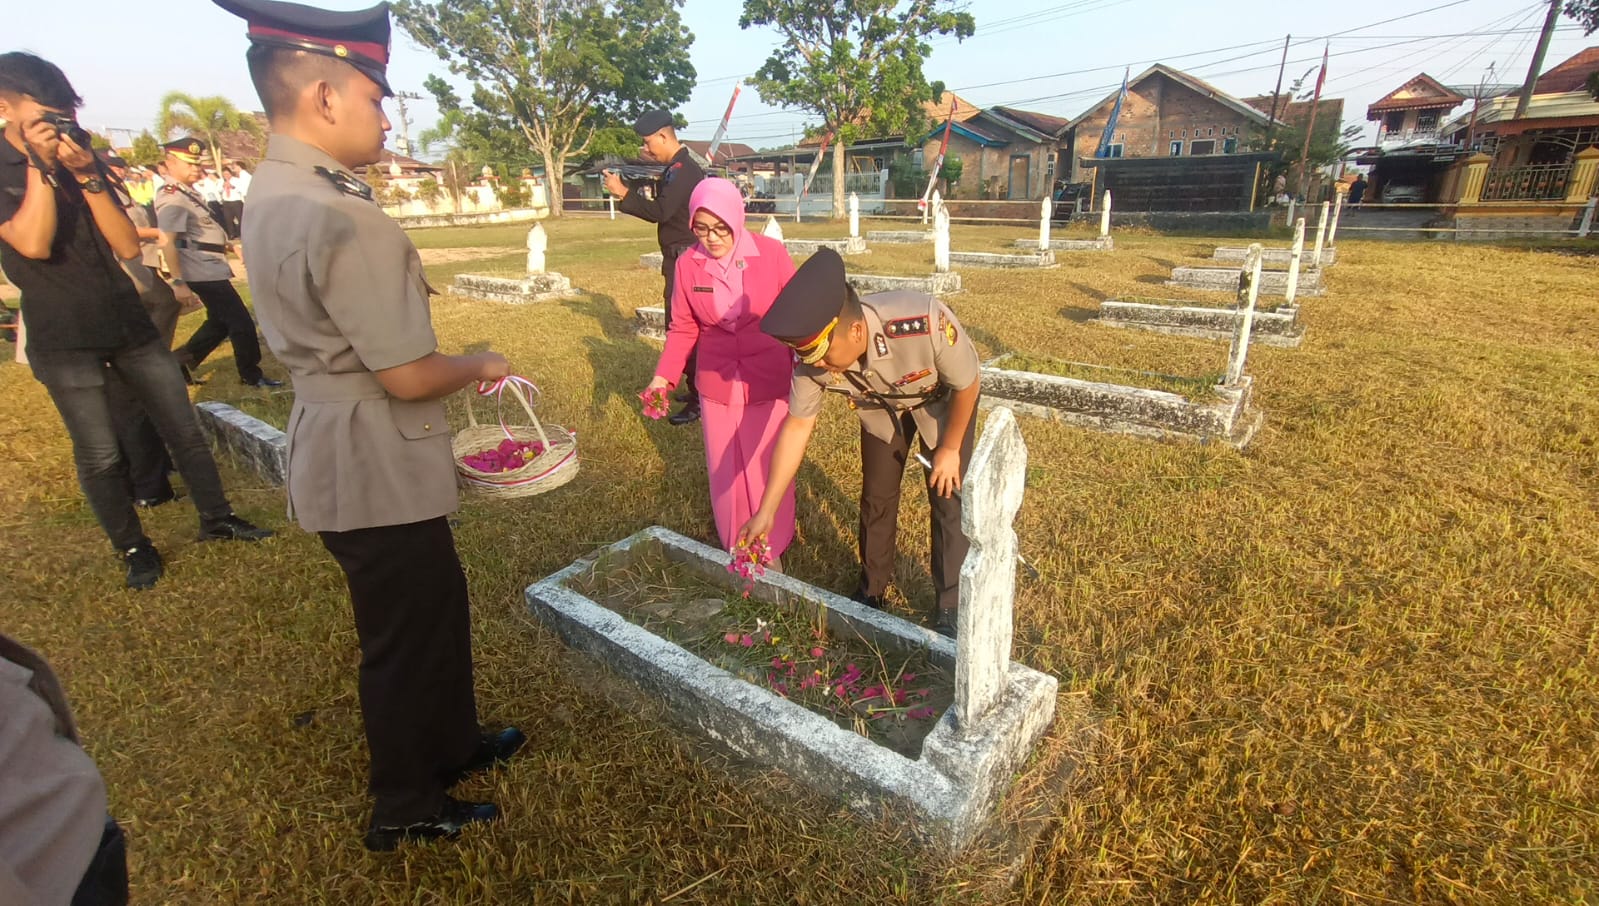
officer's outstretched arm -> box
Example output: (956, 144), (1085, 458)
(738, 413), (816, 544)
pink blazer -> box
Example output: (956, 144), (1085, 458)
(654, 233), (798, 406)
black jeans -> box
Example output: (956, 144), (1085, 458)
(319, 517), (481, 826)
(177, 279), (263, 383)
(662, 245), (697, 397)
(34, 338), (233, 550)
(106, 367), (174, 501)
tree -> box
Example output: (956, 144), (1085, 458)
(739, 0), (974, 220)
(1247, 77), (1360, 198)
(126, 131), (164, 168)
(1564, 0), (1598, 35)
(396, 0), (696, 217)
(156, 93), (263, 173)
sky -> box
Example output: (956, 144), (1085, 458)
(8, 0), (1595, 155)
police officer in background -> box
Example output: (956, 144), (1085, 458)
(603, 110), (704, 425)
(155, 136), (281, 387)
(738, 249), (982, 637)
(214, 0), (525, 852)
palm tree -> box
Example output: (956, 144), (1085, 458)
(156, 93), (263, 172)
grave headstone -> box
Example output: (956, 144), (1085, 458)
(1311, 201), (1329, 269)
(1225, 244), (1263, 387)
(1100, 190), (1112, 239)
(1327, 186), (1347, 248)
(526, 222), (548, 275)
(934, 205), (951, 274)
(763, 216), (785, 241)
(1038, 197), (1051, 251)
(849, 192), (860, 239)
(1283, 217), (1306, 307)
(956, 407), (1026, 726)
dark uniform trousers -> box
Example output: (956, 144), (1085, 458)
(110, 279), (185, 501)
(318, 516), (481, 825)
(858, 406), (978, 619)
(177, 279), (264, 384)
(661, 242), (697, 394)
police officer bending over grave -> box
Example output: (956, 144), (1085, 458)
(214, 0), (525, 852)
(738, 249), (982, 637)
(603, 109), (705, 425)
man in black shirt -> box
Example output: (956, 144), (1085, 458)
(604, 110), (704, 425)
(0, 52), (272, 589)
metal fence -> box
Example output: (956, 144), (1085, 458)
(1480, 164), (1572, 202)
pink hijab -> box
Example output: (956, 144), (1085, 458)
(689, 178), (755, 271)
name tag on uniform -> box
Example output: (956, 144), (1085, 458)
(894, 369), (932, 387)
(692, 285), (714, 294)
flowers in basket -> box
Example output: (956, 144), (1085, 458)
(462, 437), (546, 474)
(639, 386), (670, 420)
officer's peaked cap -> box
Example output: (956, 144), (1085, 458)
(212, 0), (394, 96)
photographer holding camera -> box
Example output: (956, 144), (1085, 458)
(0, 52), (272, 589)
(603, 110), (704, 425)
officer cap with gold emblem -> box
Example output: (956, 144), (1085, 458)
(760, 247), (851, 366)
(162, 137), (210, 163)
(212, 0), (394, 96)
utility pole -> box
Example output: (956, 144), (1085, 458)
(391, 90), (425, 158)
(1514, 0), (1564, 121)
(1465, 62), (1497, 150)
(1264, 34), (1291, 148)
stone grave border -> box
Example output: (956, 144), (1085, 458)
(635, 306), (666, 341)
(1012, 190), (1115, 251)
(852, 205), (963, 294)
(449, 223), (581, 303)
(524, 523), (1058, 851)
(194, 401), (288, 486)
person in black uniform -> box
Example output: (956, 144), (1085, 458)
(603, 110), (704, 425)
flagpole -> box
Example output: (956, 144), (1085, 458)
(1296, 44), (1329, 203)
(1095, 68), (1130, 159)
(920, 100), (958, 212)
(796, 129), (834, 222)
(705, 83), (743, 167)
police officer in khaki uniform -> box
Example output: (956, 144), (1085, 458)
(215, 0), (525, 851)
(739, 249), (981, 636)
(155, 136), (280, 387)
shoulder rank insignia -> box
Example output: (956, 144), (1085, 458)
(314, 166), (374, 202)
(884, 316), (929, 338)
(874, 334), (889, 357)
(894, 368), (932, 387)
(160, 184), (180, 194)
(940, 310), (958, 346)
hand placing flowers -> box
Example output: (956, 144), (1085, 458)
(639, 386), (670, 420)
(727, 537), (773, 596)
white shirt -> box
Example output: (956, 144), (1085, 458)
(228, 169), (252, 201)
(196, 176), (223, 204)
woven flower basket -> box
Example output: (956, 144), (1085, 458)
(453, 376), (579, 499)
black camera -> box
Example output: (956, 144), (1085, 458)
(40, 111), (92, 149)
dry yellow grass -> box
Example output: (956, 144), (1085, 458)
(2, 215), (1596, 903)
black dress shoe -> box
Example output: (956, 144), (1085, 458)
(124, 544), (163, 590)
(446, 727), (528, 785)
(667, 401), (701, 426)
(135, 491), (177, 509)
(364, 797), (499, 852)
(672, 387), (694, 403)
(245, 376), (284, 388)
(198, 514), (274, 542)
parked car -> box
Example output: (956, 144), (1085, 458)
(1382, 181), (1425, 204)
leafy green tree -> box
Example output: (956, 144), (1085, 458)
(739, 0), (974, 220)
(1247, 78), (1361, 198)
(396, 0), (696, 216)
(887, 152), (961, 198)
(1564, 0), (1598, 34)
(126, 131), (164, 168)
(156, 92), (263, 173)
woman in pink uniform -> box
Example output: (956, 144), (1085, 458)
(646, 179), (798, 566)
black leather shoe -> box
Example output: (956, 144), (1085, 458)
(245, 376), (284, 388)
(124, 545), (163, 590)
(198, 515), (274, 542)
(135, 491), (177, 509)
(446, 727), (528, 785)
(672, 387), (694, 403)
(667, 401), (701, 426)
(363, 797), (499, 852)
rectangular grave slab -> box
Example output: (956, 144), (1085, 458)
(978, 354), (1261, 448)
(195, 401), (288, 486)
(639, 251), (663, 270)
(784, 237), (869, 256)
(949, 250), (1057, 269)
(449, 272), (577, 304)
(847, 272), (963, 295)
(635, 305), (665, 341)
(524, 526), (1058, 852)
(1097, 299), (1304, 348)
(1167, 266), (1323, 297)
(1012, 237), (1114, 251)
(1214, 245), (1336, 266)
(866, 230), (934, 243)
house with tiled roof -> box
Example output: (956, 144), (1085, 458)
(1361, 74), (1466, 148)
(1440, 47), (1599, 176)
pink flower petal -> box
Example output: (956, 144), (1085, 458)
(809, 647), (825, 658)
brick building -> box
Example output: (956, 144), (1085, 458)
(920, 105), (1071, 200)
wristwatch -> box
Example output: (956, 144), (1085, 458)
(76, 175), (105, 194)
(170, 278), (187, 286)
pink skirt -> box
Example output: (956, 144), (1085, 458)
(700, 393), (795, 557)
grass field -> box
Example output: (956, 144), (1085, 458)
(2, 215), (1597, 903)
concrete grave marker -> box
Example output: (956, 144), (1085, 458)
(1327, 186), (1347, 248)
(849, 192), (860, 239)
(934, 205), (951, 274)
(1311, 201), (1330, 269)
(956, 407), (1025, 726)
(525, 222), (548, 275)
(763, 216), (785, 241)
(1037, 197), (1051, 251)
(1100, 190), (1112, 240)
(1282, 217), (1306, 309)
(1226, 244), (1264, 387)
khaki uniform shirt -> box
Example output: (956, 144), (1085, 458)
(153, 183), (233, 282)
(242, 135), (457, 533)
(789, 290), (980, 447)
